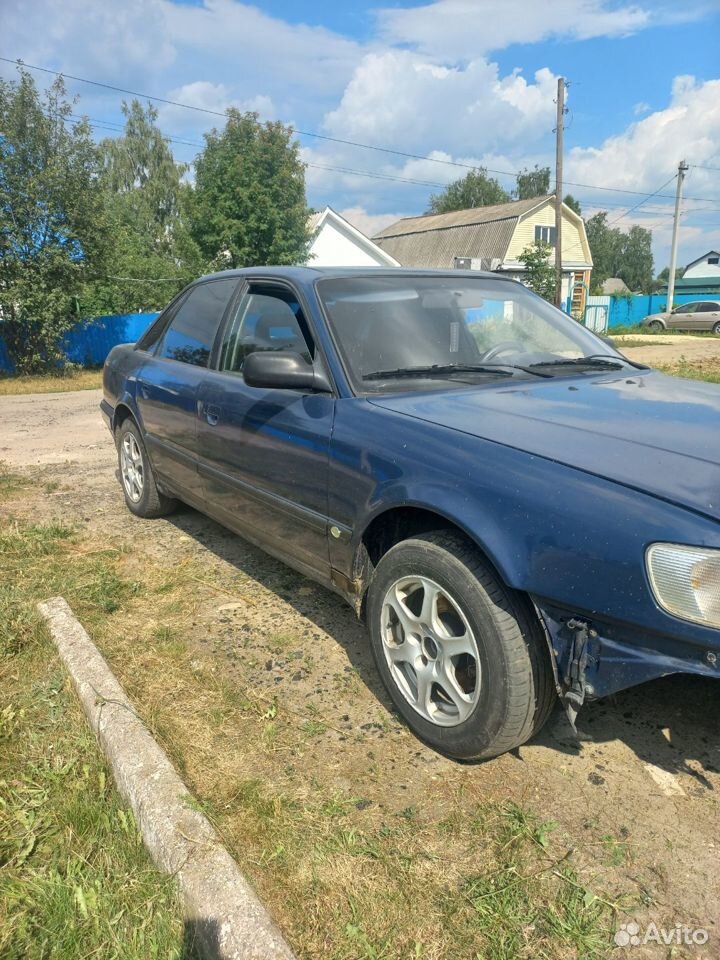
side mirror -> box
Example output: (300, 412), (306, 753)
(243, 351), (331, 392)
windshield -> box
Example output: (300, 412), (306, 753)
(318, 275), (624, 393)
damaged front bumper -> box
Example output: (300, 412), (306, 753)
(535, 601), (719, 722)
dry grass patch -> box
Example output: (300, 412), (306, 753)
(79, 544), (624, 959)
(0, 369), (102, 395)
(1, 465), (631, 959)
(657, 358), (720, 383)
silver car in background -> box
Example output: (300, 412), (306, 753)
(642, 299), (720, 333)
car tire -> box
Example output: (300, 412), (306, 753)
(117, 418), (177, 519)
(366, 531), (555, 760)
(713, 321), (720, 335)
(648, 320), (664, 332)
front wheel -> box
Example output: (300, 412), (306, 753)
(366, 532), (555, 760)
(117, 419), (177, 518)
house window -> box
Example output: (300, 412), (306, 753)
(534, 225), (557, 245)
(708, 257), (719, 265)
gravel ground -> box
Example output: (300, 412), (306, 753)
(2, 386), (718, 949)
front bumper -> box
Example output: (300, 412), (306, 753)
(536, 601), (719, 702)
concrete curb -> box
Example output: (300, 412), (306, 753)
(38, 596), (296, 960)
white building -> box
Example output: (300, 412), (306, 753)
(307, 207), (399, 268)
(683, 250), (720, 279)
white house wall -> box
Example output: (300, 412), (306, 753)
(684, 256), (720, 279)
(309, 220), (392, 267)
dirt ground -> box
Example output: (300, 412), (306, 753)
(2, 386), (719, 954)
(615, 333), (720, 367)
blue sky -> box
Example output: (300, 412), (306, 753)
(2, 0), (719, 270)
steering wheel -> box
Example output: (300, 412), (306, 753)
(480, 340), (527, 363)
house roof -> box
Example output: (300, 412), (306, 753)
(372, 196), (564, 269)
(374, 195), (548, 239)
(684, 249), (720, 272)
(673, 276), (720, 291)
(601, 277), (630, 295)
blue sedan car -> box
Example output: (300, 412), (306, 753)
(101, 267), (720, 760)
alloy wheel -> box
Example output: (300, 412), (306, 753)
(120, 433), (144, 503)
(380, 575), (481, 726)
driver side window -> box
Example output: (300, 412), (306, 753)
(219, 286), (313, 375)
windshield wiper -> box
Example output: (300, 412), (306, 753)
(526, 355), (626, 370)
(362, 363), (514, 381)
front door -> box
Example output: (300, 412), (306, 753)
(669, 302), (698, 330)
(196, 282), (334, 581)
(136, 277), (239, 502)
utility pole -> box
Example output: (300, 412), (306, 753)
(666, 159), (688, 312)
(554, 76), (565, 308)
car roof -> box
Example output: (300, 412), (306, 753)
(197, 265), (519, 284)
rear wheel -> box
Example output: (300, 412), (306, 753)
(648, 319), (664, 332)
(713, 321), (720, 335)
(366, 531), (555, 760)
(117, 419), (177, 518)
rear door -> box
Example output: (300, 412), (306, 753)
(136, 277), (239, 503)
(695, 301), (720, 330)
(196, 281), (334, 581)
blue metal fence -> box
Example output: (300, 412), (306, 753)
(605, 293), (712, 329)
(0, 312), (159, 373)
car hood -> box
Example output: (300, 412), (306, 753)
(369, 370), (720, 521)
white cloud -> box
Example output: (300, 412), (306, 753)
(633, 100), (651, 115)
(323, 51), (558, 157)
(375, 0), (653, 59)
(567, 76), (720, 193)
(566, 76), (720, 265)
(158, 81), (275, 133)
(339, 207), (406, 238)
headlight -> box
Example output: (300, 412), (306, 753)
(646, 543), (720, 628)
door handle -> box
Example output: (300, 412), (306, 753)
(204, 403), (220, 426)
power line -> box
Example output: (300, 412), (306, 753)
(4, 55), (720, 204)
(60, 114), (449, 189)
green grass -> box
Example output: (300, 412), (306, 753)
(612, 325), (719, 337)
(0, 369), (102, 395)
(0, 476), (194, 959)
(615, 338), (672, 349)
(659, 360), (720, 384)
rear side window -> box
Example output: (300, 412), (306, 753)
(158, 279), (237, 366)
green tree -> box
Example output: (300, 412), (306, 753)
(585, 212), (654, 293)
(518, 241), (556, 301)
(89, 100), (203, 314)
(651, 264), (683, 291)
(0, 71), (109, 372)
(516, 165), (550, 200)
(584, 212), (622, 290)
(428, 168), (510, 214)
(616, 225), (653, 293)
(563, 194), (582, 216)
(189, 110), (311, 268)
